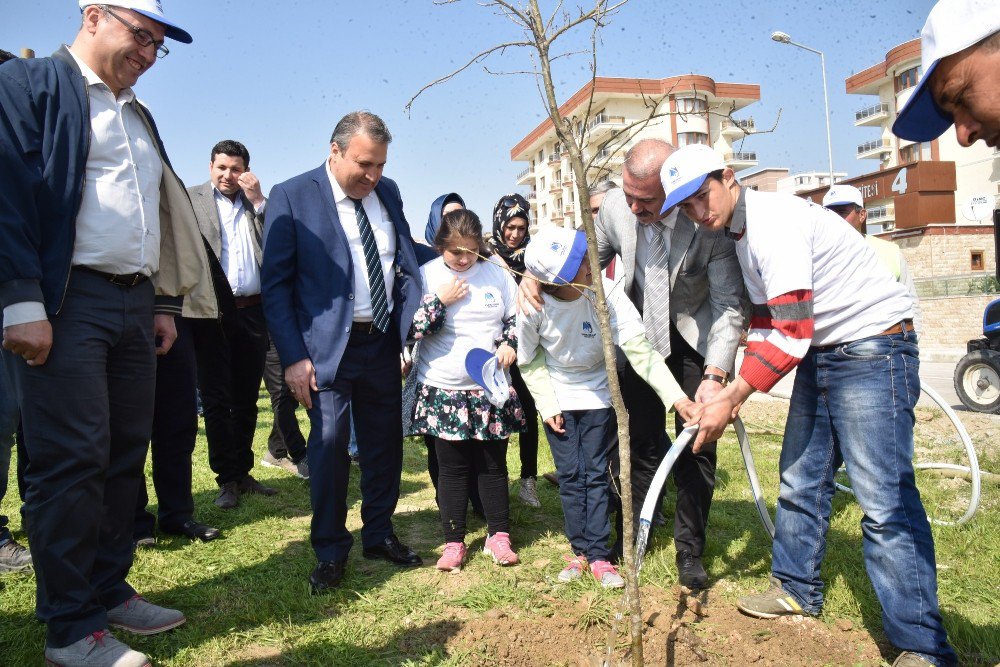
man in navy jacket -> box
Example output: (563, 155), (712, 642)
(262, 111), (423, 592)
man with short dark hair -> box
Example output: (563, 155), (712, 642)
(666, 144), (955, 667)
(263, 111), (424, 592)
(0, 3), (215, 664)
(189, 140), (279, 509)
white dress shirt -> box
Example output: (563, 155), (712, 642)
(325, 163), (396, 321)
(3, 48), (162, 328)
(214, 188), (263, 296)
(631, 207), (677, 308)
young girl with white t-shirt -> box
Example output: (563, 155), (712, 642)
(409, 209), (525, 572)
(518, 226), (699, 588)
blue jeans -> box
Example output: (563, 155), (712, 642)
(544, 408), (616, 562)
(1, 349), (19, 544)
(771, 329), (956, 666)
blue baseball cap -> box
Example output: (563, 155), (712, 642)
(465, 348), (510, 408)
(892, 0), (1000, 142)
(658, 145), (726, 214)
(524, 225), (588, 286)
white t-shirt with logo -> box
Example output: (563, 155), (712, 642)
(417, 257), (518, 390)
(517, 278), (645, 411)
(736, 189), (912, 346)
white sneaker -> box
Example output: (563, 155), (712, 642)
(517, 477), (541, 508)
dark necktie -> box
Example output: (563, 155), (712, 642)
(350, 197), (390, 333)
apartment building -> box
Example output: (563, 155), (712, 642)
(510, 75), (761, 229)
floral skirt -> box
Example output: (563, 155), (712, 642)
(411, 383), (525, 441)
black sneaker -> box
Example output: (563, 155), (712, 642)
(676, 550), (708, 590)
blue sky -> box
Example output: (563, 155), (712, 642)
(6, 1), (933, 237)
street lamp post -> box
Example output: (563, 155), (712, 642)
(771, 31), (836, 185)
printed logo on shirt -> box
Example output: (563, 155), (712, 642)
(483, 291), (500, 308)
(582, 321), (596, 338)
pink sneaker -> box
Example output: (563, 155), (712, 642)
(591, 560), (625, 589)
(483, 532), (519, 566)
(436, 542), (467, 572)
(558, 554), (588, 582)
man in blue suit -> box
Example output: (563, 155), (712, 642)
(262, 111), (423, 592)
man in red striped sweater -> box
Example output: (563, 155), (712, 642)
(659, 145), (955, 667)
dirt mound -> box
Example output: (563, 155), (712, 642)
(446, 584), (885, 666)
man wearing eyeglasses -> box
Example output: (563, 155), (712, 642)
(0, 2), (215, 665)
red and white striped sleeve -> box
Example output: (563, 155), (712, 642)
(739, 289), (814, 393)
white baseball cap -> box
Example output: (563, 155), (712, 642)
(892, 0), (1000, 141)
(822, 184), (864, 208)
(465, 348), (510, 408)
(658, 144), (726, 214)
(524, 225), (588, 286)
(80, 1), (193, 44)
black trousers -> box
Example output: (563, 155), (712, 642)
(509, 364), (538, 479)
(424, 434), (483, 514)
(11, 270), (154, 647)
(192, 302), (268, 486)
(134, 317), (198, 538)
(436, 438), (510, 542)
(262, 338), (307, 463)
(306, 329), (403, 562)
(617, 323), (717, 557)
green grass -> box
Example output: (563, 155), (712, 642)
(1, 397), (997, 665)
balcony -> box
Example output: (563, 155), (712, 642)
(549, 182), (563, 195)
(516, 166), (535, 185)
(593, 147), (625, 165)
(724, 151), (758, 171)
(720, 118), (756, 136)
(587, 113), (628, 138)
(563, 202), (575, 216)
(527, 190), (537, 202)
(854, 103), (890, 127)
(547, 151), (563, 165)
(562, 175), (573, 186)
(857, 139), (891, 160)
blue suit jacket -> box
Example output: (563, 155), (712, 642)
(261, 165), (421, 388)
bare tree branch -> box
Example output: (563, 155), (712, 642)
(404, 39), (533, 115)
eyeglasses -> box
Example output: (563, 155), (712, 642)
(100, 5), (169, 59)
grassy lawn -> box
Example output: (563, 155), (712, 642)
(1, 397), (997, 665)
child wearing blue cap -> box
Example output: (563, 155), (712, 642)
(519, 226), (699, 588)
(408, 208), (525, 572)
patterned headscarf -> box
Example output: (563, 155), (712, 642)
(488, 193), (532, 279)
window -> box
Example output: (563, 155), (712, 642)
(971, 250), (984, 272)
(540, 176), (546, 191)
(540, 203), (547, 218)
(676, 97), (707, 114)
(555, 169), (562, 183)
(677, 132), (709, 146)
(899, 142), (932, 164)
(537, 150), (544, 163)
(894, 65), (921, 94)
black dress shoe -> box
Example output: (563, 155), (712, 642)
(310, 560), (346, 593)
(214, 481), (239, 509)
(676, 551), (708, 590)
(362, 534), (422, 567)
(163, 520), (221, 542)
(238, 474), (279, 496)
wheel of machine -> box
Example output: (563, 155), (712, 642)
(953, 350), (1000, 414)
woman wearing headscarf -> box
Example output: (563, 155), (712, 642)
(488, 193), (542, 508)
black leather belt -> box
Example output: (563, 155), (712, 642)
(75, 266), (149, 287)
(234, 294), (262, 309)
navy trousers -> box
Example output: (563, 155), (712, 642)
(306, 328), (403, 563)
(545, 408), (616, 562)
(134, 317), (199, 537)
(10, 269), (154, 647)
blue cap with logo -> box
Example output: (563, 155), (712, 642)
(658, 145), (726, 215)
(465, 348), (511, 408)
(892, 0), (1000, 142)
(80, 1), (193, 43)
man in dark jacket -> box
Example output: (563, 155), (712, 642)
(0, 3), (215, 665)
